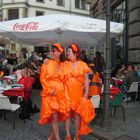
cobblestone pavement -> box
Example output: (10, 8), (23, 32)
(0, 89), (99, 140)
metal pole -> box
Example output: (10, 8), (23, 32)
(102, 0), (111, 129)
(123, 0), (128, 65)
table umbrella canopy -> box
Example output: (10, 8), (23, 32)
(0, 14), (123, 47)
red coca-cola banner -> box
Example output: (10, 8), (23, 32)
(13, 22), (39, 31)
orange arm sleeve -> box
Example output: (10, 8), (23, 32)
(40, 64), (55, 95)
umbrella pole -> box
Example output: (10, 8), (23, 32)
(102, 0), (111, 130)
(58, 33), (61, 44)
(56, 28), (62, 44)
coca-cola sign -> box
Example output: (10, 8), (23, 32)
(13, 22), (39, 31)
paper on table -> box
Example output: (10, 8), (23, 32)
(3, 75), (16, 80)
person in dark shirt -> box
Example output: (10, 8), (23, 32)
(123, 64), (139, 90)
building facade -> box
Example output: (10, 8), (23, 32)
(128, 0), (140, 65)
(0, 0), (90, 21)
(89, 0), (140, 66)
(0, 0), (91, 56)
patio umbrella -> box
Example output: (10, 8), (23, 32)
(0, 46), (5, 50)
(0, 14), (123, 47)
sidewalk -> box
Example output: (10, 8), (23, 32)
(1, 89), (140, 140)
(92, 101), (140, 140)
(0, 89), (99, 140)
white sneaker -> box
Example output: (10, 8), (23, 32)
(123, 98), (127, 102)
(127, 96), (132, 101)
(123, 97), (132, 102)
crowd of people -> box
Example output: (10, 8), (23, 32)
(0, 43), (140, 140)
(115, 64), (140, 101)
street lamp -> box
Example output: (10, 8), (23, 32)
(123, 0), (128, 65)
(90, 0), (111, 129)
(102, 0), (111, 129)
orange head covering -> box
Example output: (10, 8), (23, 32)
(0, 71), (4, 78)
(71, 44), (78, 52)
(53, 43), (64, 53)
(89, 63), (95, 67)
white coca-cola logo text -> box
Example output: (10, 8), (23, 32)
(13, 22), (39, 31)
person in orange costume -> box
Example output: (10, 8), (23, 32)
(39, 44), (69, 140)
(88, 64), (102, 97)
(65, 44), (96, 140)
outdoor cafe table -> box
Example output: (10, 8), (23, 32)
(2, 88), (24, 98)
(0, 87), (24, 105)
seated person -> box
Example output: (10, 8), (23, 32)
(18, 67), (35, 102)
(116, 64), (127, 79)
(18, 67), (40, 119)
(28, 65), (41, 89)
(123, 64), (139, 90)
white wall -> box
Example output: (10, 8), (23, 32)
(28, 7), (71, 17)
(1, 0), (27, 3)
(1, 0), (90, 18)
(28, 0), (90, 16)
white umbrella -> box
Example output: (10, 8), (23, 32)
(0, 14), (123, 47)
(0, 46), (4, 50)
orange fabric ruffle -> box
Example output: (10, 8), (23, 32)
(89, 72), (102, 96)
(76, 97), (96, 135)
(64, 61), (95, 135)
(64, 61), (91, 80)
(39, 90), (69, 125)
(89, 86), (101, 96)
(40, 61), (66, 96)
(39, 60), (70, 125)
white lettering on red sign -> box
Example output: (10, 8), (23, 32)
(13, 22), (39, 31)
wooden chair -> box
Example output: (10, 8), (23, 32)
(0, 94), (20, 129)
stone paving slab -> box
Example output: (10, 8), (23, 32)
(92, 101), (140, 140)
(113, 135), (139, 140)
(0, 89), (99, 140)
(0, 112), (99, 140)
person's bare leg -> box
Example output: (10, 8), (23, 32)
(65, 112), (71, 139)
(48, 127), (55, 140)
(75, 113), (81, 137)
(51, 113), (60, 140)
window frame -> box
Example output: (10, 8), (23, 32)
(36, 11), (45, 16)
(8, 9), (19, 20)
(57, 0), (65, 6)
(36, 0), (44, 3)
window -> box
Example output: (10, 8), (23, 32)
(36, 11), (44, 16)
(75, 0), (80, 9)
(75, 0), (87, 10)
(8, 9), (19, 20)
(0, 10), (2, 21)
(24, 8), (28, 18)
(36, 0), (44, 2)
(57, 0), (64, 6)
(81, 0), (86, 10)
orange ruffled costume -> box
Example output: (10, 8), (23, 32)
(89, 72), (102, 96)
(65, 60), (96, 135)
(39, 60), (70, 125)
